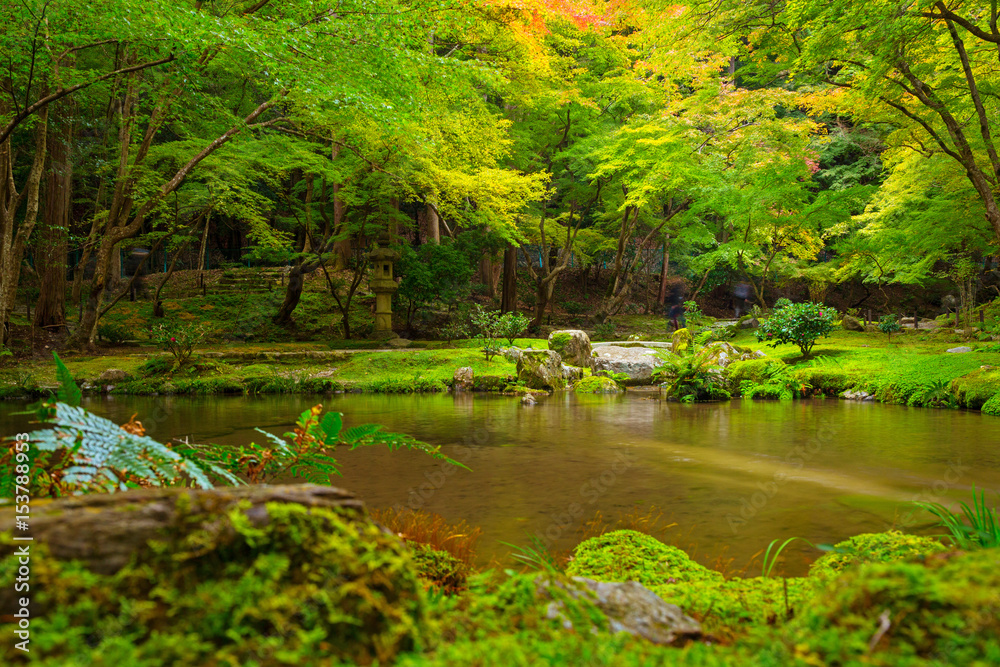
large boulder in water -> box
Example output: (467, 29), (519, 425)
(517, 349), (565, 390)
(590, 345), (661, 385)
(548, 329), (592, 367)
(0, 484), (429, 665)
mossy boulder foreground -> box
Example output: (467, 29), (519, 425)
(0, 485), (429, 666)
(789, 548), (1000, 665)
(809, 530), (948, 579)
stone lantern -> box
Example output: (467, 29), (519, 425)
(368, 243), (400, 336)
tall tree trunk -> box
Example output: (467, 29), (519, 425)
(197, 209), (211, 271)
(0, 105), (49, 346)
(35, 109), (73, 331)
(418, 202), (440, 244)
(501, 245), (517, 312)
(656, 237), (670, 305)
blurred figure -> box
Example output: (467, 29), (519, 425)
(667, 302), (686, 331)
(732, 282), (751, 318)
(664, 283), (687, 331)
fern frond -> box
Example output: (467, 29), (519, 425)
(53, 352), (82, 407)
(32, 403), (223, 490)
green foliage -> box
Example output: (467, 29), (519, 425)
(682, 300), (705, 325)
(566, 530), (724, 586)
(137, 356), (175, 378)
(653, 348), (731, 403)
(878, 314), (901, 340)
(53, 351), (82, 407)
(97, 320), (134, 345)
(180, 404), (464, 485)
(738, 362), (806, 400)
(497, 312), (531, 346)
(503, 536), (563, 573)
(915, 487), (1000, 550)
(562, 300), (587, 315)
(26, 402), (235, 494)
(756, 301), (835, 356)
(913, 379), (958, 409)
(397, 241), (476, 326)
(0, 503), (430, 665)
(808, 531), (947, 579)
(761, 537), (817, 577)
(773, 297), (793, 310)
(470, 305), (504, 363)
(593, 321), (616, 341)
(149, 322), (207, 368)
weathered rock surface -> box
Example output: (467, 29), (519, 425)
(541, 576), (702, 645)
(841, 389), (874, 401)
(702, 341), (762, 368)
(947, 346), (973, 354)
(591, 345), (661, 385)
(0, 484), (367, 575)
(548, 330), (592, 367)
(517, 349), (565, 390)
(453, 366), (475, 391)
(842, 315), (864, 331)
(561, 364), (585, 382)
(97, 368), (131, 383)
(387, 337), (413, 348)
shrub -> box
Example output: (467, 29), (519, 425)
(496, 311), (531, 346)
(409, 543), (471, 594)
(593, 321), (616, 341)
(756, 301), (834, 356)
(97, 320), (133, 344)
(653, 347), (731, 403)
(562, 300), (587, 315)
(150, 321), (207, 368)
(878, 314), (901, 340)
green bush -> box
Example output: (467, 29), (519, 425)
(97, 320), (133, 344)
(410, 543), (470, 594)
(756, 301), (834, 356)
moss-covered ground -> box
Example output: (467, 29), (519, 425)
(6, 305), (1000, 413)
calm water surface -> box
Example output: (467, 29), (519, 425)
(4, 393), (999, 575)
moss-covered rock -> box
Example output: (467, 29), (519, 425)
(547, 330), (592, 367)
(0, 485), (429, 666)
(652, 577), (816, 632)
(574, 375), (622, 393)
(982, 392), (1000, 416)
(411, 543), (470, 594)
(788, 548), (1000, 665)
(808, 531), (947, 579)
(566, 530), (723, 586)
(951, 367), (1000, 408)
(724, 358), (787, 388)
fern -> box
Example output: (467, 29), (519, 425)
(53, 351), (82, 407)
(30, 403), (239, 493)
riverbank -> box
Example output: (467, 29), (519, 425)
(4, 323), (1000, 413)
(3, 483), (996, 666)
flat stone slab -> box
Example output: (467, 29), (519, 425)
(947, 346), (973, 353)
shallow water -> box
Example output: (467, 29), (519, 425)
(4, 393), (999, 575)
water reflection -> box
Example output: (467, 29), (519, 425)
(3, 393), (999, 575)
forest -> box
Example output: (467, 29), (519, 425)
(2, 0), (1000, 666)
